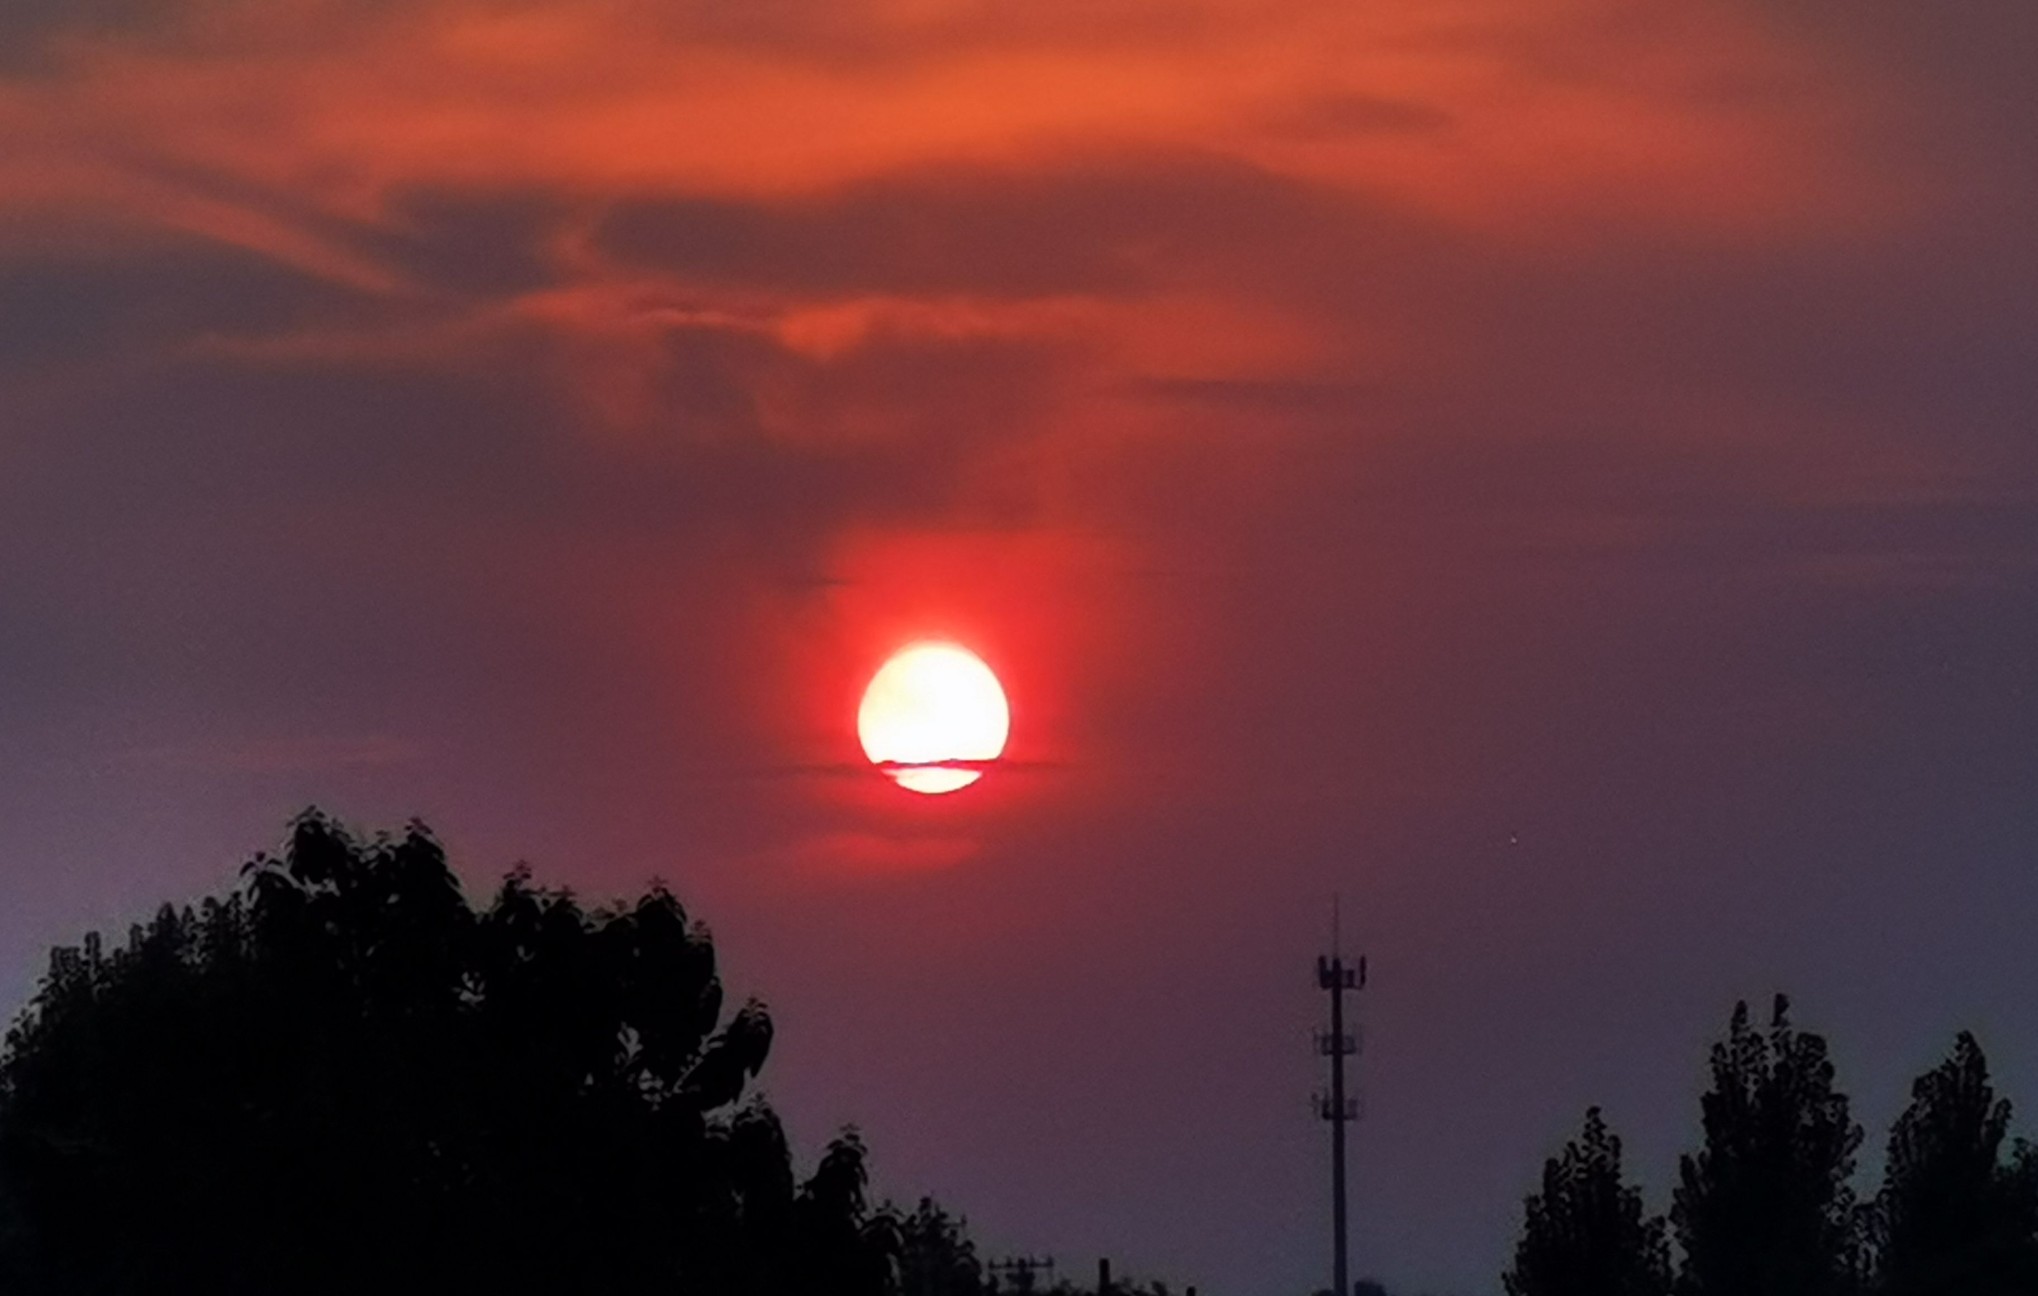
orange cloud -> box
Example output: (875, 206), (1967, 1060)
(0, 0), (2007, 570)
(0, 0), (1917, 275)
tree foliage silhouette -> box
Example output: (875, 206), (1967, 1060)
(1504, 1106), (1670, 1296)
(0, 812), (894, 1296)
(1672, 995), (1862, 1296)
(1868, 1032), (2038, 1296)
(895, 1197), (986, 1296)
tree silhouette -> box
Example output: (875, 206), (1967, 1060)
(1672, 996), (1862, 1296)
(1868, 1032), (2038, 1296)
(895, 1197), (987, 1296)
(1504, 1106), (1671, 1296)
(0, 811), (894, 1296)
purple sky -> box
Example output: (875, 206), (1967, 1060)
(3, 1), (2038, 1292)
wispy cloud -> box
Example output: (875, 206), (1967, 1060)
(117, 735), (421, 774)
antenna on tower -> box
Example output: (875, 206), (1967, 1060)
(1315, 896), (1367, 1296)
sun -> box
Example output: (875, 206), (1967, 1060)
(857, 642), (1010, 794)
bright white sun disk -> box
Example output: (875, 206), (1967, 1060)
(857, 642), (1010, 794)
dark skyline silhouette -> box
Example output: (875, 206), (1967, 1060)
(0, 813), (899, 1294)
(6, 814), (2038, 1294)
(1504, 1005), (2038, 1296)
(0, 812), (1226, 1295)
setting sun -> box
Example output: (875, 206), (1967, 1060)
(857, 642), (1010, 794)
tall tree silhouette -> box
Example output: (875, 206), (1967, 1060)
(1672, 996), (1862, 1296)
(1504, 1106), (1671, 1296)
(1869, 1032), (2038, 1296)
(0, 811), (895, 1296)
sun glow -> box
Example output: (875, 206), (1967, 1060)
(857, 642), (1010, 794)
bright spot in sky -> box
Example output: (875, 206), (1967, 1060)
(857, 642), (1010, 794)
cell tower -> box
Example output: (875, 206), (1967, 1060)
(1315, 897), (1366, 1296)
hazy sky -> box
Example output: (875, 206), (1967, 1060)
(4, 1), (2038, 1292)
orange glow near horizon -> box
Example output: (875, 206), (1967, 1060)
(857, 642), (1011, 795)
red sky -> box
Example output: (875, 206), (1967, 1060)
(3, 1), (2038, 1291)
